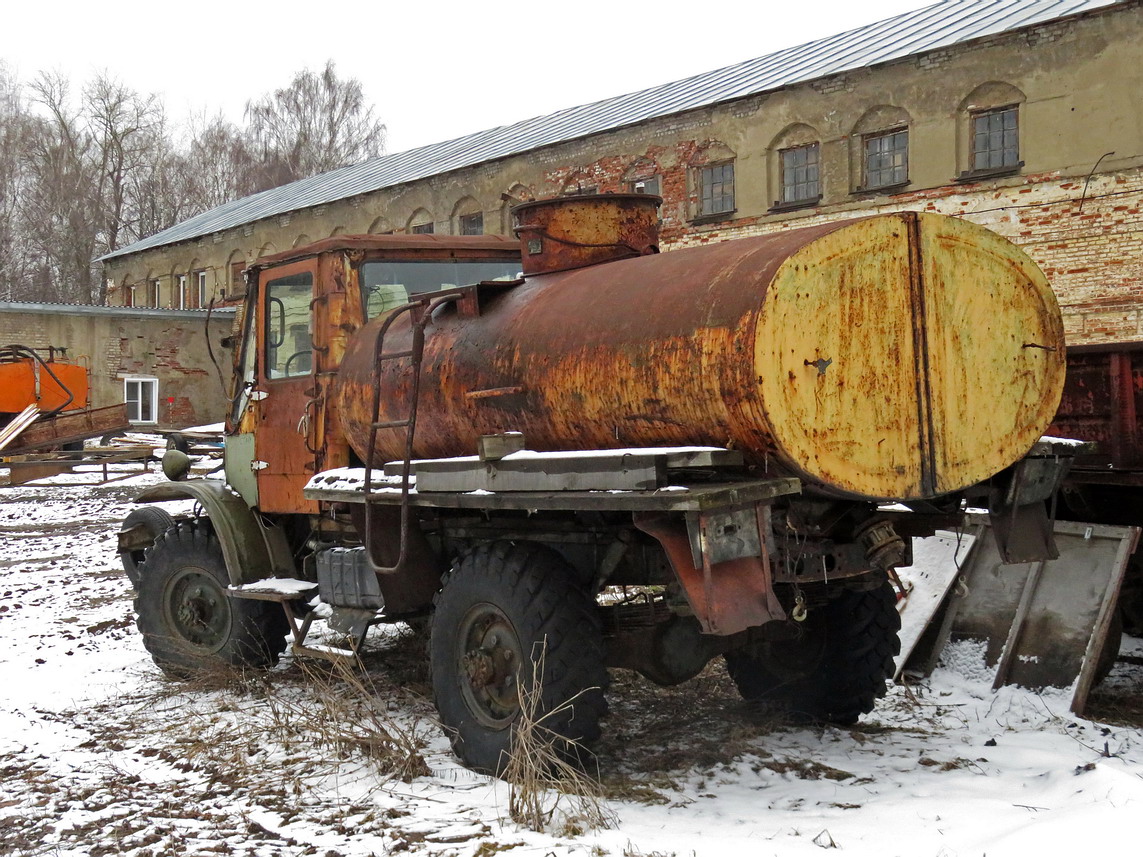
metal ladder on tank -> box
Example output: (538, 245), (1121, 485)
(362, 290), (464, 574)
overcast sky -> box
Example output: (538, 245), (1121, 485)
(3, 0), (935, 155)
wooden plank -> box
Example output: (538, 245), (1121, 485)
(384, 446), (747, 493)
(305, 476), (800, 513)
(3, 404), (130, 455)
(0, 405), (40, 451)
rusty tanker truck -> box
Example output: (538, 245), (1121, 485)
(120, 195), (1072, 774)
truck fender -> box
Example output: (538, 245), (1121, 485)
(133, 478), (296, 586)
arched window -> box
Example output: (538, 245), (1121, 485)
(560, 171), (598, 196)
(768, 123), (822, 211)
(500, 184), (533, 234)
(407, 209), (434, 234)
(292, 234), (312, 249)
(958, 82), (1026, 180)
(187, 259), (206, 308)
(622, 158), (661, 198)
(143, 271), (160, 307)
(688, 141), (736, 221)
(171, 269), (188, 310)
(366, 216), (390, 234)
(452, 197), (484, 236)
(850, 105), (911, 192)
(226, 250), (247, 300)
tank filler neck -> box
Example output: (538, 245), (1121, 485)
(511, 193), (662, 276)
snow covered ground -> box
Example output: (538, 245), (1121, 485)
(1, 458), (1140, 857)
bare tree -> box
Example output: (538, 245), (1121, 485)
(0, 61), (388, 304)
(245, 60), (385, 188)
(0, 63), (31, 300)
(20, 72), (97, 303)
(85, 76), (166, 262)
(180, 112), (260, 211)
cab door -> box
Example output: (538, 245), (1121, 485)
(253, 259), (318, 513)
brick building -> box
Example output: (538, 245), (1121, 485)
(0, 303), (235, 429)
(101, 0), (1143, 346)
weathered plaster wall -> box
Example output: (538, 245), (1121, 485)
(0, 304), (235, 428)
(104, 2), (1143, 345)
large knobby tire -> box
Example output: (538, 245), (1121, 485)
(119, 506), (176, 588)
(135, 519), (289, 676)
(725, 583), (901, 725)
(430, 541), (608, 776)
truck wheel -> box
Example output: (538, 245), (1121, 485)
(135, 519), (289, 676)
(725, 583), (901, 725)
(119, 506), (176, 587)
(430, 541), (608, 776)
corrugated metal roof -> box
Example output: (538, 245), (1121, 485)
(100, 0), (1118, 263)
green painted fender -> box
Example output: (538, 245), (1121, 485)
(133, 479), (296, 586)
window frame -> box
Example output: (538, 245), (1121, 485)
(965, 104), (1022, 178)
(695, 161), (736, 220)
(175, 274), (188, 310)
(458, 211), (484, 236)
(124, 376), (158, 424)
(861, 127), (909, 192)
(263, 270), (314, 381)
(627, 175), (661, 197)
(410, 221), (434, 235)
(195, 270), (208, 308)
(776, 142), (822, 209)
(230, 261), (246, 299)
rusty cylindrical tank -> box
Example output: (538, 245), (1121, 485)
(335, 197), (1065, 502)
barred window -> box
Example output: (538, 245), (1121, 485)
(699, 162), (735, 217)
(972, 106), (1019, 171)
(459, 212), (484, 235)
(864, 129), (908, 189)
(780, 143), (820, 204)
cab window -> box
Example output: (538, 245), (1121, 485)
(265, 272), (313, 379)
(361, 259), (521, 319)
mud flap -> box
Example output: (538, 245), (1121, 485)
(634, 504), (785, 636)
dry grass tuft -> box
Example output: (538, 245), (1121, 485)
(502, 641), (615, 835)
(272, 657), (431, 782)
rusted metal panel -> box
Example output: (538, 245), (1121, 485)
(252, 257), (321, 515)
(240, 239), (523, 515)
(512, 193), (661, 275)
(1051, 341), (1143, 471)
(336, 211), (1064, 503)
(634, 506), (786, 636)
(250, 233), (518, 272)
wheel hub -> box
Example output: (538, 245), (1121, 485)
(164, 568), (231, 651)
(457, 606), (523, 728)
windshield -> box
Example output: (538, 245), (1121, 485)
(361, 259), (521, 318)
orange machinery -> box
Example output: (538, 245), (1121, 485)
(0, 345), (89, 416)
